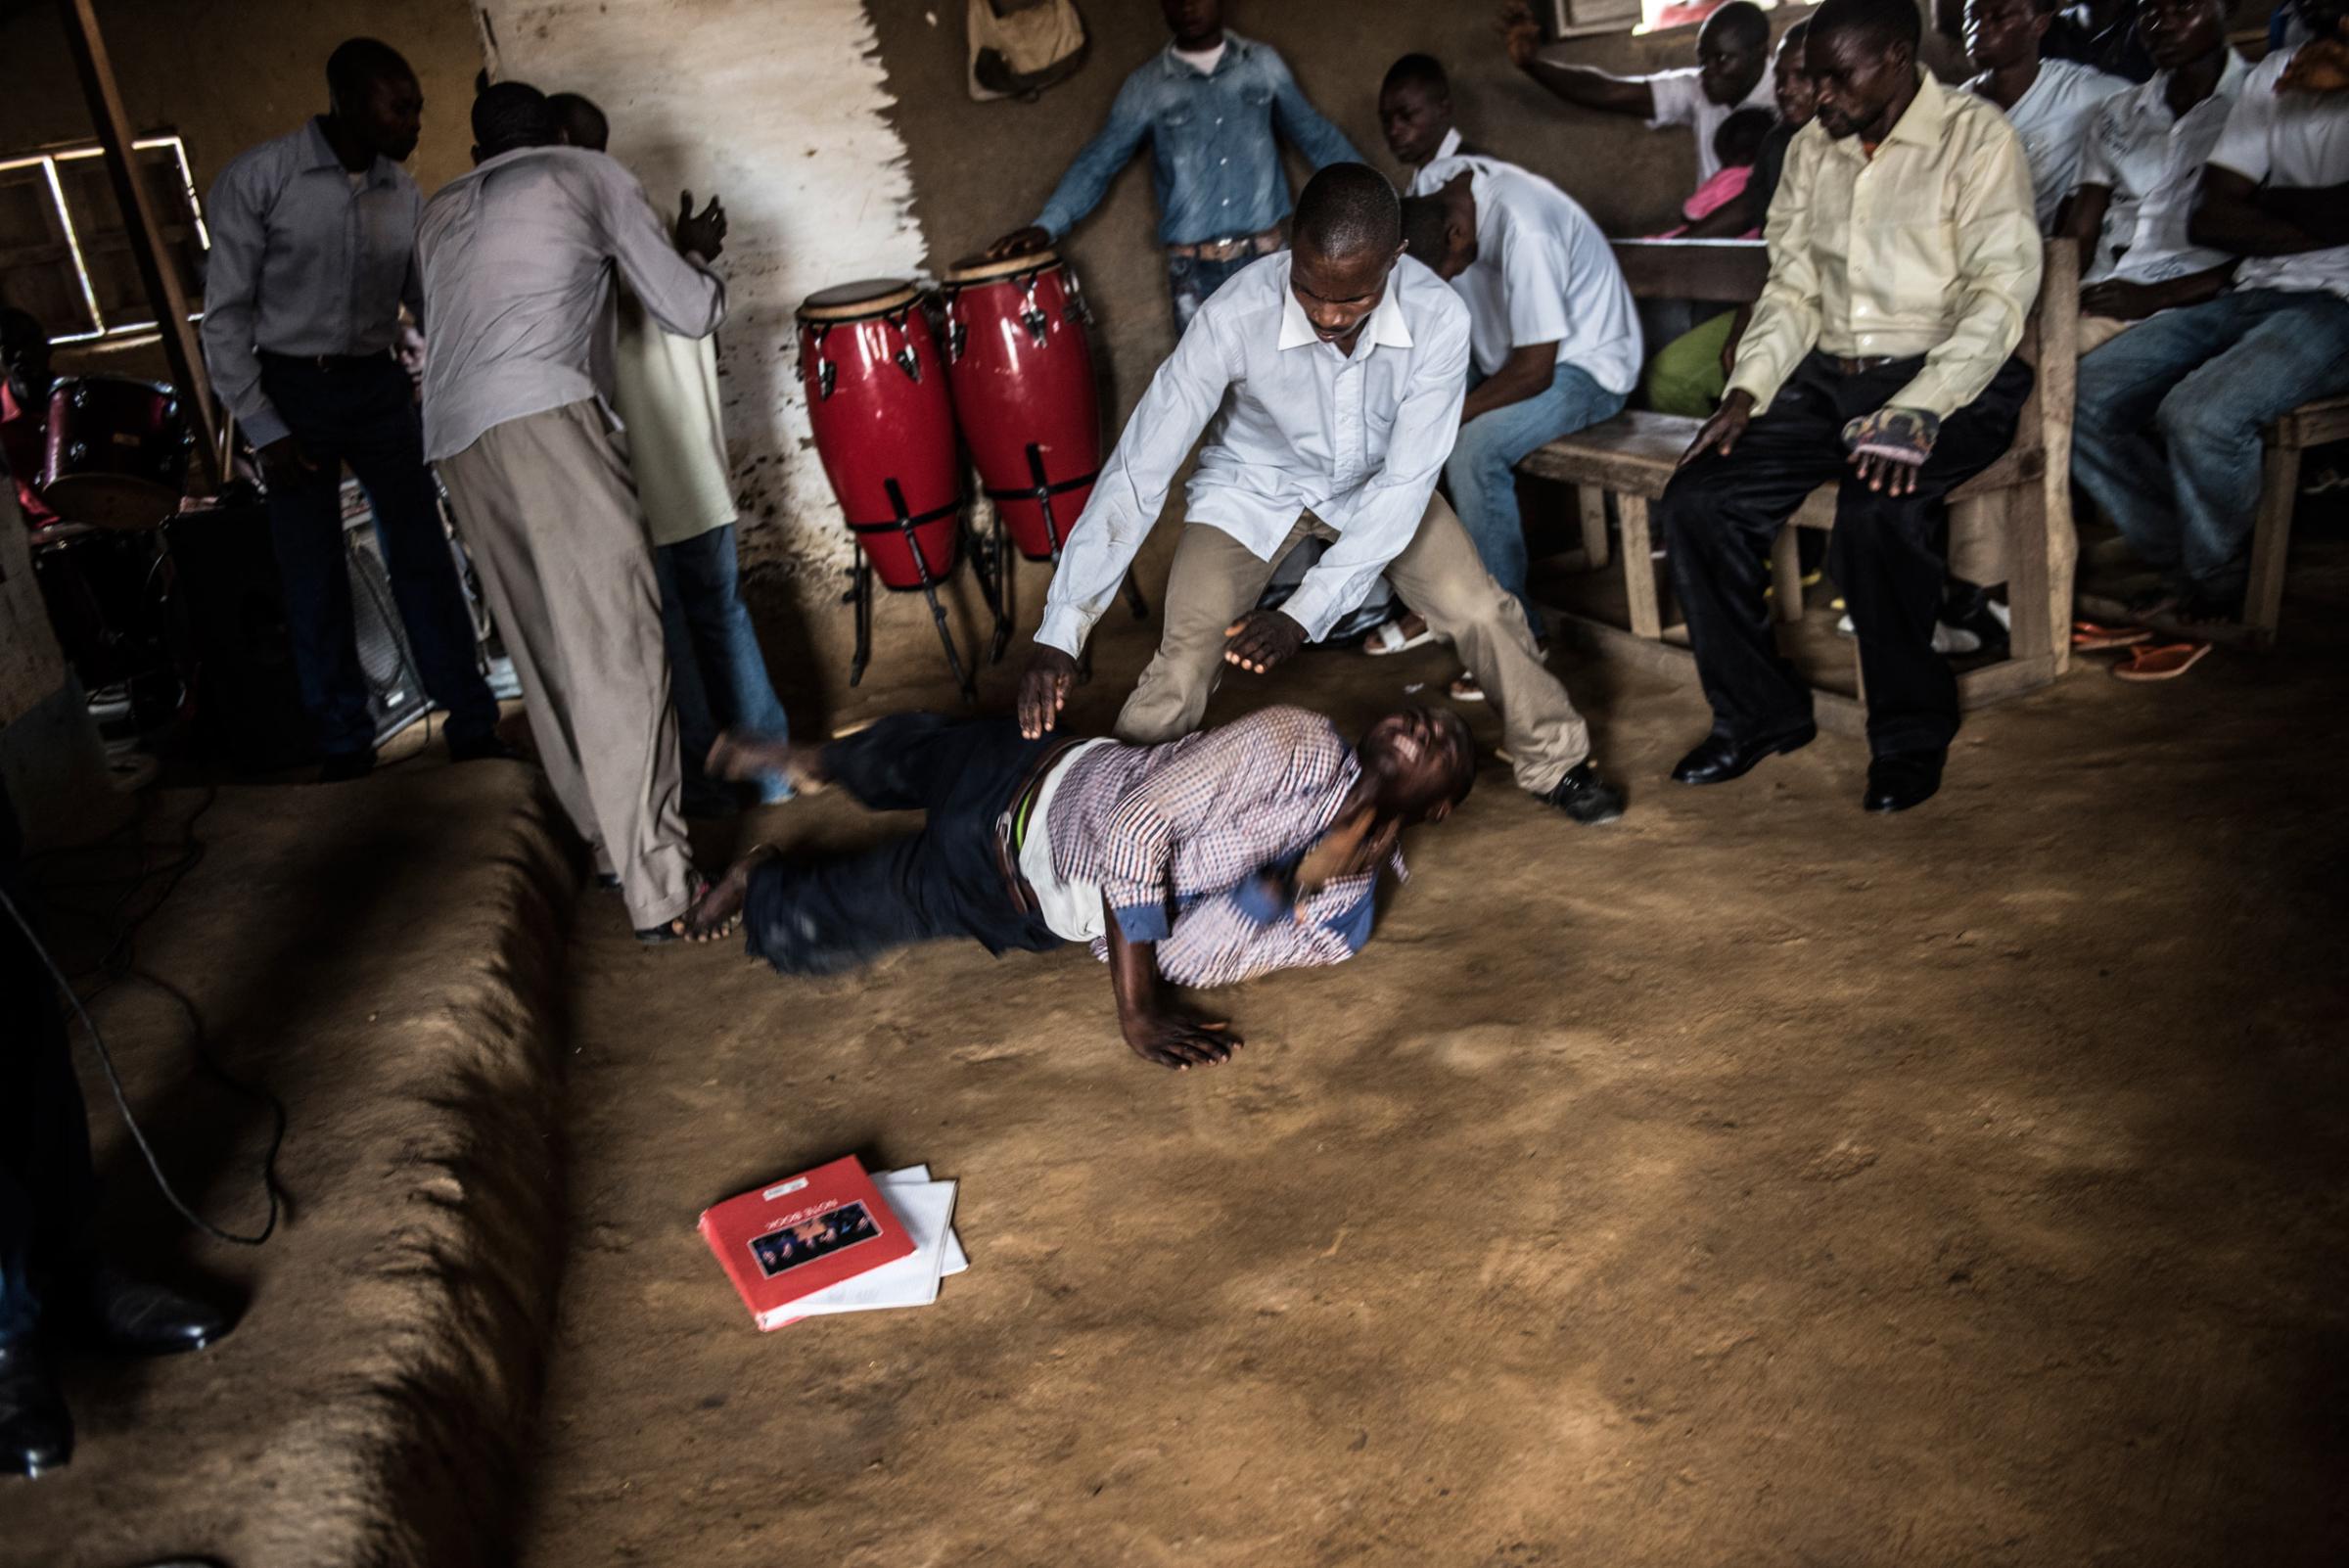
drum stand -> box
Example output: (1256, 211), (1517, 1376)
(980, 441), (1151, 675)
(845, 478), (977, 701)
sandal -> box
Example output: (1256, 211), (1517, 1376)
(1364, 616), (1439, 657)
(2072, 621), (2152, 652)
(2111, 641), (2209, 681)
(1448, 672), (1485, 702)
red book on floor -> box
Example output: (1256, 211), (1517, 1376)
(699, 1155), (915, 1330)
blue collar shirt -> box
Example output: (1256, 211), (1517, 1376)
(1033, 31), (1363, 248)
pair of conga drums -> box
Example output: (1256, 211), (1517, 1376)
(795, 249), (1102, 690)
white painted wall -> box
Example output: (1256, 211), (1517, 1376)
(478, 0), (925, 575)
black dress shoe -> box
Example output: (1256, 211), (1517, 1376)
(1541, 761), (1627, 824)
(0, 1339), (72, 1477)
(1671, 725), (1817, 786)
(77, 1266), (233, 1358)
(317, 748), (377, 783)
(1863, 749), (1945, 813)
(447, 731), (523, 764)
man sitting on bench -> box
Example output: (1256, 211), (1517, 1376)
(1660, 0), (2041, 814)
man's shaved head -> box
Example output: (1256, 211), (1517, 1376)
(1811, 0), (1924, 58)
(326, 37), (413, 106)
(1294, 162), (1403, 260)
(1703, 0), (1773, 53)
(1382, 53), (1450, 97)
(547, 91), (609, 152)
(471, 80), (555, 162)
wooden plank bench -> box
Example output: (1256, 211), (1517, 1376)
(2245, 393), (2349, 647)
(1519, 237), (2080, 739)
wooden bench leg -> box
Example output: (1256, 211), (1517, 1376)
(1771, 523), (1803, 623)
(1620, 492), (1662, 640)
(2244, 441), (2299, 649)
(1578, 486), (1610, 571)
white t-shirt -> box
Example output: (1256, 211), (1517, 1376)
(1171, 40), (1226, 76)
(2076, 51), (2250, 287)
(1970, 58), (2131, 231)
(1645, 66), (1775, 183)
(1020, 740), (1117, 943)
(2208, 46), (2349, 302)
(1432, 158), (1643, 396)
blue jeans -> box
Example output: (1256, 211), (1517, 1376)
(1449, 360), (1627, 626)
(653, 524), (792, 807)
(2072, 289), (2349, 602)
(257, 354), (500, 756)
(1167, 252), (1256, 336)
(741, 715), (1061, 976)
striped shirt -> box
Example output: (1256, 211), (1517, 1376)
(1042, 706), (1401, 990)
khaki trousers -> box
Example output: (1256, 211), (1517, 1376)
(1115, 491), (1591, 795)
(437, 401), (694, 931)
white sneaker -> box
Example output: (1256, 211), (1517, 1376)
(1835, 612), (1985, 654)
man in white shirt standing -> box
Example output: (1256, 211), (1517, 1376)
(1016, 164), (1625, 825)
(2070, 0), (2349, 623)
(1500, 0), (1776, 186)
(1386, 161), (1641, 700)
(2061, 0), (2247, 353)
(419, 82), (730, 941)
(1963, 0), (2132, 229)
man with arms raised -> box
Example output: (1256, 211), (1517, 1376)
(685, 705), (1474, 1071)
(1015, 163), (1625, 825)
(1659, 0), (2041, 814)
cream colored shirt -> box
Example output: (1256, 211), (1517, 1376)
(1727, 69), (2044, 422)
(609, 291), (737, 547)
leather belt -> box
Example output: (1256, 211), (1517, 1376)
(1829, 354), (1906, 376)
(991, 736), (1086, 915)
(1167, 226), (1282, 262)
(256, 348), (391, 373)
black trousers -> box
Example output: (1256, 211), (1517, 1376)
(741, 715), (1062, 977)
(0, 782), (92, 1346)
(1660, 351), (2033, 757)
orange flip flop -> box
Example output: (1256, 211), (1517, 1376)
(2112, 641), (2210, 681)
(2072, 620), (2153, 652)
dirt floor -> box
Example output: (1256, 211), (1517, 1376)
(5, 759), (574, 1568)
(514, 523), (2349, 1568)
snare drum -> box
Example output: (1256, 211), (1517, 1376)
(940, 251), (1099, 562)
(796, 279), (960, 590)
(38, 376), (190, 530)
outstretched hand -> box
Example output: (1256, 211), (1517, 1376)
(1018, 643), (1081, 738)
(1295, 804), (1399, 897)
(987, 225), (1053, 260)
(1120, 1003), (1241, 1070)
(1497, 0), (1543, 69)
(675, 189), (728, 260)
(1222, 610), (1307, 676)
(2278, 36), (2349, 94)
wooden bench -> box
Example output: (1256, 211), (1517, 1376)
(1519, 237), (2080, 738)
(2244, 393), (2349, 647)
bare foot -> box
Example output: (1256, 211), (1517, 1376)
(682, 847), (771, 943)
(706, 732), (826, 796)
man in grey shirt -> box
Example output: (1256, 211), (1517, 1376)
(418, 82), (729, 942)
(201, 37), (505, 781)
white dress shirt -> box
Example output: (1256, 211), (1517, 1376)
(200, 118), (425, 448)
(1969, 58), (2132, 231)
(416, 146), (725, 463)
(1642, 65), (1778, 182)
(2208, 46), (2349, 303)
(1036, 253), (1471, 656)
(1406, 126), (1476, 196)
(2077, 51), (2250, 286)
(1423, 157), (1642, 396)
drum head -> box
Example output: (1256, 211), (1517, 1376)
(943, 250), (1063, 286)
(799, 279), (920, 322)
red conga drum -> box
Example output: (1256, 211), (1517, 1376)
(796, 278), (972, 692)
(940, 250), (1099, 562)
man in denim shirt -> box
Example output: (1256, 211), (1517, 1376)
(988, 0), (1363, 331)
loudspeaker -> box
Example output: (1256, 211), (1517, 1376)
(161, 498), (312, 773)
(340, 487), (432, 744)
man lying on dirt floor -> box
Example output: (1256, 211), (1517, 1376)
(682, 704), (1474, 1070)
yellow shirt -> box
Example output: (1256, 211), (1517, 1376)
(1727, 69), (2043, 421)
